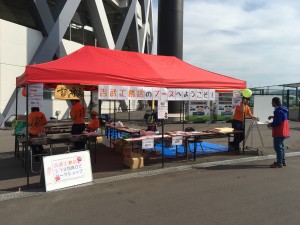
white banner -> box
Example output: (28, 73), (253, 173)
(97, 85), (216, 101)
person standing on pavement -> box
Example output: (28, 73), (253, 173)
(267, 97), (290, 168)
(28, 107), (48, 156)
(86, 110), (99, 132)
(230, 97), (259, 151)
(70, 99), (86, 149)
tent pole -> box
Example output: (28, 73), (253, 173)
(242, 112), (245, 155)
(14, 87), (19, 158)
(114, 100), (116, 124)
(161, 119), (164, 168)
(179, 100), (182, 122)
(182, 101), (185, 131)
(128, 100), (130, 121)
(26, 84), (29, 189)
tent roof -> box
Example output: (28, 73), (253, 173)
(17, 46), (246, 89)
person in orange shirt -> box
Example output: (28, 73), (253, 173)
(28, 107), (48, 155)
(70, 99), (86, 149)
(86, 110), (100, 132)
(230, 97), (259, 151)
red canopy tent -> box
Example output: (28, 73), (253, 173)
(16, 46), (246, 187)
(17, 46), (246, 89)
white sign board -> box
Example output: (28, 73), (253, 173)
(142, 138), (154, 149)
(43, 150), (93, 192)
(28, 83), (43, 107)
(253, 95), (279, 124)
(158, 100), (168, 119)
(172, 136), (183, 146)
(232, 90), (242, 106)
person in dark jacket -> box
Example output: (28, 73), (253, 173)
(267, 97), (290, 168)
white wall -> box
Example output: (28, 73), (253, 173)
(0, 19), (42, 115)
(0, 19), (89, 126)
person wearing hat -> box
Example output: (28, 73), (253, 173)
(230, 97), (259, 151)
(86, 110), (100, 132)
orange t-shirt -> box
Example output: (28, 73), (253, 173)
(233, 104), (253, 121)
(70, 102), (86, 124)
(87, 118), (100, 132)
(28, 111), (48, 135)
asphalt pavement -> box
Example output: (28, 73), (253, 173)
(1, 119), (300, 225)
(1, 155), (300, 225)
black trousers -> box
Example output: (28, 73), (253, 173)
(231, 119), (245, 148)
(29, 134), (44, 154)
(71, 123), (86, 149)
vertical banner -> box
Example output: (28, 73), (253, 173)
(232, 90), (242, 106)
(158, 100), (168, 119)
(28, 83), (43, 107)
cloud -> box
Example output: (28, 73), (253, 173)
(152, 0), (300, 87)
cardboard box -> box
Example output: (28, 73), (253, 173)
(96, 136), (102, 143)
(114, 139), (123, 153)
(123, 153), (144, 169)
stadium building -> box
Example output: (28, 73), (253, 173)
(0, 0), (154, 125)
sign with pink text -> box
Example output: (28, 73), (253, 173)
(43, 151), (93, 192)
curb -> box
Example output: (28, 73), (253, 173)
(1, 152), (300, 202)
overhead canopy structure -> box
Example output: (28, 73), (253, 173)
(17, 46), (246, 89)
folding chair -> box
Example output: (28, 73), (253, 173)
(87, 135), (98, 163)
(184, 127), (204, 160)
(67, 135), (87, 152)
(30, 137), (52, 173)
(87, 135), (97, 150)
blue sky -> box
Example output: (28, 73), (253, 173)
(152, 0), (300, 88)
